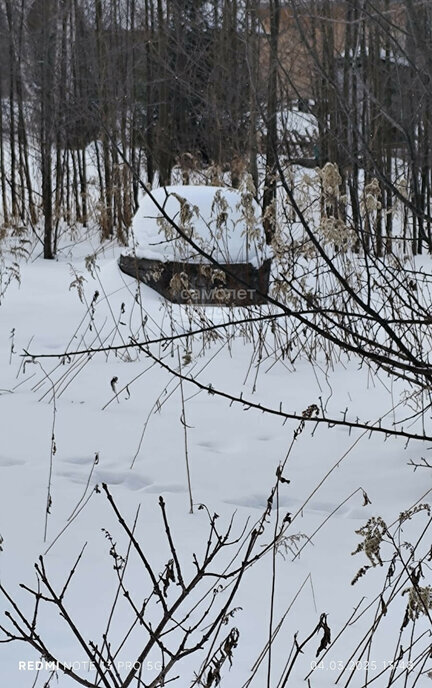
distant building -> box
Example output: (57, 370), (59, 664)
(259, 1), (421, 159)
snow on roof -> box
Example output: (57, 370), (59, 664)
(129, 185), (270, 267)
(339, 47), (410, 67)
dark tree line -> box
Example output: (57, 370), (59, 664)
(279, 0), (432, 255)
(0, 0), (431, 257)
(0, 0), (265, 257)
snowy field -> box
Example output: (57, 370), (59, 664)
(0, 230), (431, 687)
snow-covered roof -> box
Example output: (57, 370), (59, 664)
(129, 185), (270, 268)
(339, 47), (410, 67)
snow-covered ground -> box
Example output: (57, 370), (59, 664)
(0, 234), (431, 687)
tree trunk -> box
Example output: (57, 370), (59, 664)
(262, 0), (280, 244)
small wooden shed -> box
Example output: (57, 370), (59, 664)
(119, 185), (272, 306)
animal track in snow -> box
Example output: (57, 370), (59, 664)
(56, 466), (152, 492)
(0, 456), (25, 467)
